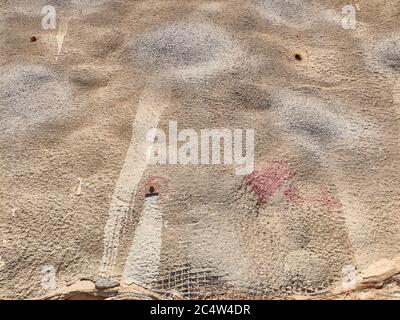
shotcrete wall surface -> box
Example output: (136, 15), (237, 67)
(0, 0), (399, 299)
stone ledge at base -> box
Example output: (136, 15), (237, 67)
(39, 278), (164, 300)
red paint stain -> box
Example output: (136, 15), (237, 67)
(244, 162), (341, 214)
(245, 161), (291, 203)
(283, 185), (304, 206)
(313, 188), (341, 214)
(283, 186), (341, 214)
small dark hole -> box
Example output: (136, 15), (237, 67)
(30, 36), (37, 42)
(295, 54), (302, 61)
(149, 186), (155, 193)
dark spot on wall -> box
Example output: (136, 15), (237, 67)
(288, 110), (337, 142)
(145, 188), (159, 199)
(381, 50), (400, 71)
(135, 24), (223, 68)
(230, 83), (272, 110)
(372, 36), (400, 71)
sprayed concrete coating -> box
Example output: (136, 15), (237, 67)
(0, 0), (400, 299)
(122, 195), (163, 286)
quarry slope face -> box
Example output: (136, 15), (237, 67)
(0, 0), (400, 299)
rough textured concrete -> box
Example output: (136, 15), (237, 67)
(0, 0), (399, 299)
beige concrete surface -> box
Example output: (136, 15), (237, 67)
(0, 0), (399, 299)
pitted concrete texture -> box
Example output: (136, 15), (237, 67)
(122, 196), (163, 286)
(0, 0), (400, 299)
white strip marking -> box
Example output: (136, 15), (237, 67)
(76, 178), (83, 196)
(122, 195), (163, 286)
(100, 78), (170, 276)
(56, 19), (69, 62)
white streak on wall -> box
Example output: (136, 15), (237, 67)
(56, 19), (69, 62)
(122, 195), (163, 286)
(100, 78), (170, 276)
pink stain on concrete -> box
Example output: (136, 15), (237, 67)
(283, 185), (305, 206)
(312, 188), (341, 214)
(245, 161), (291, 203)
(244, 162), (341, 214)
